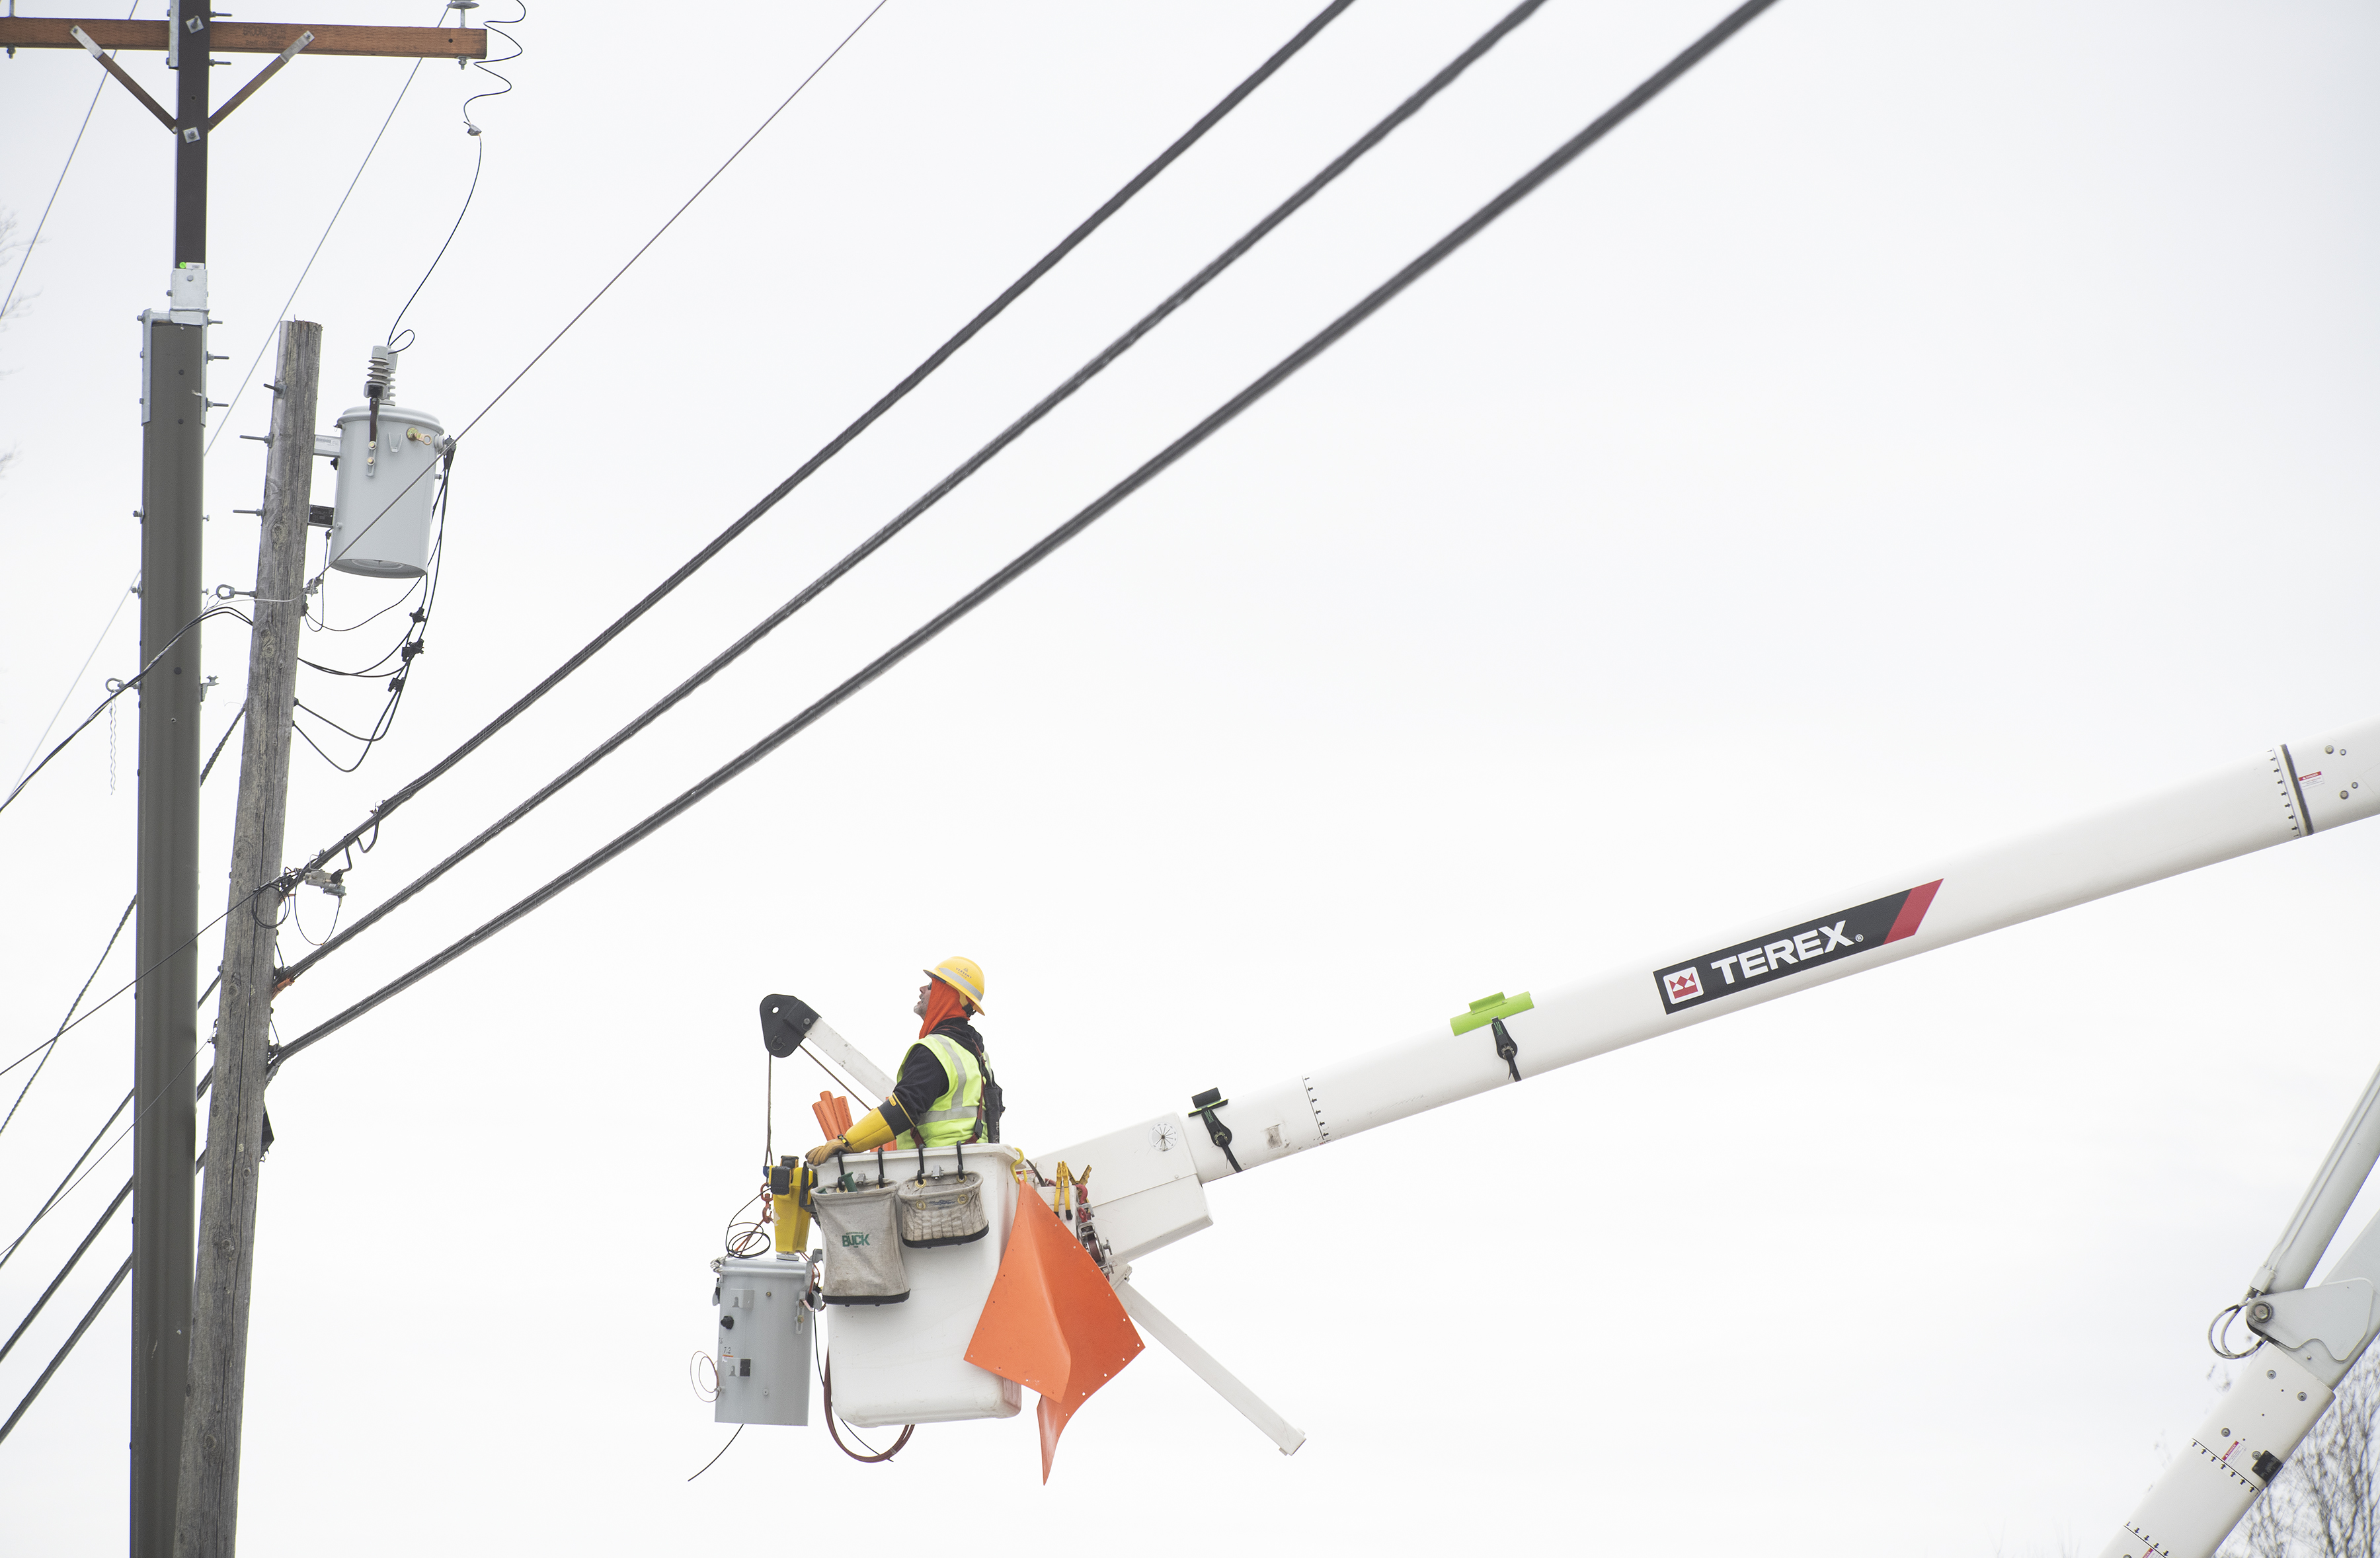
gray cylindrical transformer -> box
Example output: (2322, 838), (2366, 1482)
(327, 401), (444, 577)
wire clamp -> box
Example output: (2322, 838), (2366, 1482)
(1187, 1089), (1241, 1174)
(1450, 992), (1532, 1083)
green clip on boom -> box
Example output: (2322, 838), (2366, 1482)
(1451, 992), (1532, 1083)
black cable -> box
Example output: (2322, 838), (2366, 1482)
(267, 0), (1783, 1073)
(0, 1053), (212, 1271)
(288, 886), (344, 949)
(315, 0), (890, 579)
(385, 135), (483, 348)
(0, 868), (280, 1086)
(0, 1175), (130, 1370)
(200, 704), (247, 785)
(0, 1252), (130, 1447)
(0, 708), (240, 1150)
(685, 1422), (742, 1481)
(0, 1089), (129, 1277)
(206, 0), (454, 457)
(0, 0), (143, 323)
(0, 895), (136, 1146)
(292, 477), (450, 779)
(284, 0), (1352, 884)
(282, 0), (1486, 984)
(0, 605), (253, 822)
(305, 569), (425, 635)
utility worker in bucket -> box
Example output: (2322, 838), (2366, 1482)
(807, 957), (1004, 1163)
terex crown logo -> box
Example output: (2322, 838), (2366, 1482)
(1652, 880), (1942, 1015)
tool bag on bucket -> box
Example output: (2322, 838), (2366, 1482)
(896, 1171), (988, 1247)
(811, 1183), (908, 1305)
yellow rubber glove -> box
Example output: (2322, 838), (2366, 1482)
(805, 1107), (897, 1165)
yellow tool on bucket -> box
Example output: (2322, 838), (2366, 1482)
(769, 1159), (814, 1253)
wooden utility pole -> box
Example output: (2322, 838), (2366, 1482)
(173, 319), (319, 1558)
(2, 17), (480, 1553)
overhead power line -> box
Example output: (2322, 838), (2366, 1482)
(0, 1089), (130, 1277)
(0, 896), (136, 1147)
(206, 0), (468, 457)
(270, 0), (1787, 1075)
(9, 579), (134, 792)
(284, 0), (1354, 884)
(0, 703), (243, 1150)
(0, 1176), (132, 1372)
(0, 1), (142, 325)
(315, 0), (895, 579)
(0, 1253), (131, 1447)
(0, 604), (252, 824)
(276, 0), (1538, 986)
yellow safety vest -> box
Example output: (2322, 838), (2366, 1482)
(894, 1032), (985, 1148)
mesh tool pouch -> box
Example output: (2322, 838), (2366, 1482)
(896, 1172), (988, 1247)
(811, 1184), (909, 1305)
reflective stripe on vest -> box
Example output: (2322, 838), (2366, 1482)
(896, 1032), (984, 1148)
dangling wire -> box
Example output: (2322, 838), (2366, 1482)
(385, 136), (481, 348)
(684, 1422), (740, 1480)
(459, 0), (525, 137)
(820, 1355), (914, 1463)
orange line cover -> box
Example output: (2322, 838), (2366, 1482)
(965, 1181), (1143, 1481)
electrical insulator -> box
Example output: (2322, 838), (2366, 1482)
(323, 342), (446, 578)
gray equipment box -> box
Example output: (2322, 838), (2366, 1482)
(713, 1254), (815, 1426)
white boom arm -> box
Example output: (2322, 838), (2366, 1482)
(1159, 719), (2375, 1184)
(1035, 718), (2377, 1541)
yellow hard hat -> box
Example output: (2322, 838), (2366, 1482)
(924, 956), (986, 1011)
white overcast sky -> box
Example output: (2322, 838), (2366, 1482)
(3, 2), (2376, 1553)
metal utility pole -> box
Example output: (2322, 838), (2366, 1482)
(175, 319), (318, 1558)
(131, 7), (214, 1549)
(0, 16), (482, 1547)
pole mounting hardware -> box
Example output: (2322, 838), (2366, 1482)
(1188, 1089), (1240, 1174)
(1451, 992), (1532, 1082)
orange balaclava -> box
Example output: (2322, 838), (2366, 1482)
(920, 978), (974, 1039)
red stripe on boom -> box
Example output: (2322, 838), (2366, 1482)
(1883, 879), (1942, 943)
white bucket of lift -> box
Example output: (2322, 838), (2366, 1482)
(828, 1144), (1022, 1427)
(327, 401), (444, 577)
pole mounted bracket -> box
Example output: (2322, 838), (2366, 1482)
(1188, 1089), (1240, 1173)
(71, 25), (176, 130)
(207, 29), (310, 132)
(1451, 992), (1532, 1082)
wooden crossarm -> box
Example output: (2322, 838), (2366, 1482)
(0, 18), (485, 58)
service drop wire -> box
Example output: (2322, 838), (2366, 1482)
(0, 864), (280, 1085)
(281, 0), (1353, 886)
(268, 0), (1786, 1075)
(0, 896), (137, 1147)
(0, 1032), (216, 1274)
(0, 604), (253, 824)
(313, 0), (892, 580)
(0, 703), (245, 1150)
(0, 1070), (218, 1450)
(204, 0), (463, 457)
(273, 0), (1530, 987)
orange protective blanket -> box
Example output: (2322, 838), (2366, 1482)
(965, 1181), (1143, 1481)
